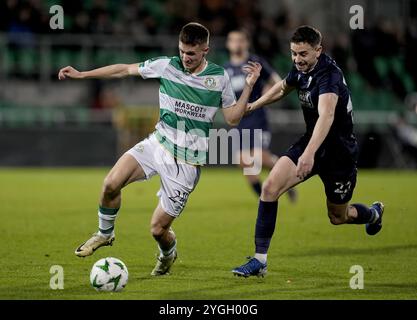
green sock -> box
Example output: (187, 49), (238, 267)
(159, 239), (177, 257)
(98, 206), (119, 235)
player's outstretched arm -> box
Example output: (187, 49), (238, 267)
(222, 61), (262, 126)
(58, 63), (140, 80)
(248, 79), (294, 113)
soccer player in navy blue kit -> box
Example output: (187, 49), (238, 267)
(224, 29), (297, 202)
(232, 26), (385, 277)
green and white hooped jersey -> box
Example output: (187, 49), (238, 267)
(138, 56), (236, 165)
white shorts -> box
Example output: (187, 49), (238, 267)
(126, 134), (201, 218)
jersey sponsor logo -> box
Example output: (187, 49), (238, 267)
(299, 90), (314, 109)
(204, 77), (217, 89)
(174, 101), (207, 119)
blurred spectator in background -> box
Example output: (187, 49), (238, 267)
(198, 0), (234, 36)
(391, 93), (417, 166)
(351, 17), (411, 100)
(405, 19), (417, 92)
(1, 0), (415, 106)
(252, 17), (282, 61)
(224, 29), (297, 201)
(166, 0), (199, 34)
(331, 32), (350, 72)
(91, 80), (121, 110)
(90, 0), (113, 34)
(351, 26), (383, 89)
(392, 112), (417, 166)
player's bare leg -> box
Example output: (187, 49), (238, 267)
(262, 149), (298, 203)
(260, 156), (301, 201)
(75, 153), (146, 257)
(233, 156), (301, 277)
(100, 153), (146, 208)
(326, 199), (384, 235)
(150, 204), (177, 276)
(239, 149), (298, 203)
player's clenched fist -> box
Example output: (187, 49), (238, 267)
(58, 66), (83, 80)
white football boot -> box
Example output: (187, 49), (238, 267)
(151, 250), (177, 276)
(75, 232), (115, 257)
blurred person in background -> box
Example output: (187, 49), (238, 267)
(392, 93), (417, 166)
(224, 29), (297, 202)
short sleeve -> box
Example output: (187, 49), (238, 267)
(285, 66), (298, 87)
(221, 71), (237, 108)
(138, 57), (171, 79)
(318, 70), (341, 96)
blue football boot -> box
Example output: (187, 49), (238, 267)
(366, 201), (384, 235)
(232, 257), (267, 278)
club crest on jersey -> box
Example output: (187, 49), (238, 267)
(204, 77), (216, 89)
(134, 143), (144, 153)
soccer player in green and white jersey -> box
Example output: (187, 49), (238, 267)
(58, 22), (261, 276)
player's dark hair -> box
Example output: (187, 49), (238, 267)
(179, 22), (210, 46)
(291, 25), (322, 47)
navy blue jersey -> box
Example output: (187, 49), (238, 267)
(224, 54), (275, 130)
(285, 53), (355, 149)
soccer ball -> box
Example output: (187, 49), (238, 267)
(90, 257), (129, 292)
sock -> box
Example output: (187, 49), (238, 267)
(251, 181), (262, 196)
(159, 239), (177, 257)
(98, 205), (119, 236)
(254, 253), (267, 264)
(255, 200), (278, 254)
(350, 203), (378, 224)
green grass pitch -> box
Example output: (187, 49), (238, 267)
(1, 167), (416, 300)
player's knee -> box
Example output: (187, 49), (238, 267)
(102, 176), (120, 196)
(261, 179), (280, 200)
(328, 212), (347, 225)
(150, 222), (166, 240)
(327, 203), (349, 225)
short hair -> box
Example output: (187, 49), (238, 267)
(179, 22), (210, 46)
(291, 25), (322, 47)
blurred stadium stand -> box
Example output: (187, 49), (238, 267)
(0, 0), (416, 167)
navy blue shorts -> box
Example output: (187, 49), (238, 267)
(283, 136), (359, 204)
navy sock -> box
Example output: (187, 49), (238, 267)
(251, 181), (262, 196)
(351, 203), (375, 224)
(255, 200), (278, 254)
